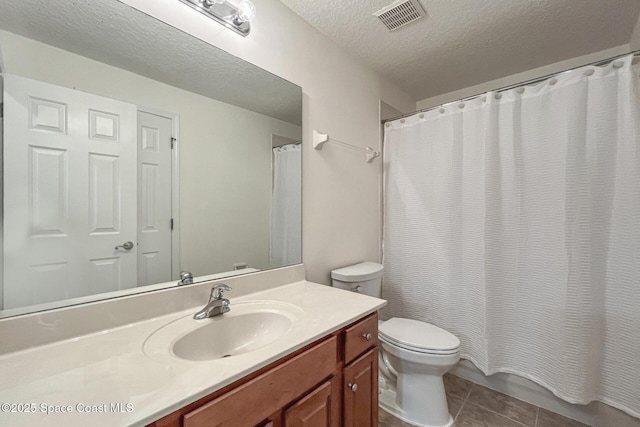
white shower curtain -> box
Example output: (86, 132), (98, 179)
(270, 144), (301, 267)
(383, 55), (640, 417)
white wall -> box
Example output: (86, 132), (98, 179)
(416, 45), (631, 110)
(0, 29), (301, 277)
(631, 15), (640, 50)
(380, 101), (403, 122)
(118, 0), (416, 284)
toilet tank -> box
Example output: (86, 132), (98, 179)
(331, 262), (383, 297)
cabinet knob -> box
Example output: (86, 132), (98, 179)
(348, 383), (358, 392)
(362, 333), (372, 341)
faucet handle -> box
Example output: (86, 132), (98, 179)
(210, 283), (232, 300)
(179, 271), (194, 286)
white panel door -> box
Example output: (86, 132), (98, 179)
(137, 111), (173, 286)
(3, 74), (138, 309)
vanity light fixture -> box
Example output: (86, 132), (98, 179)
(178, 0), (256, 37)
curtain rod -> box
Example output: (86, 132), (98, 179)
(383, 49), (640, 124)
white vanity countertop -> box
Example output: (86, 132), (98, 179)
(0, 281), (385, 427)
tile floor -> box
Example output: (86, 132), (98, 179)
(378, 374), (590, 427)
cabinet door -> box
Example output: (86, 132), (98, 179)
(343, 348), (378, 427)
(284, 380), (337, 427)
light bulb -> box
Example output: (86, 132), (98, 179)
(235, 0), (256, 23)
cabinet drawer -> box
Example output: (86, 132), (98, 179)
(183, 336), (338, 427)
(344, 313), (377, 364)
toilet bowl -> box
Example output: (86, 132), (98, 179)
(378, 318), (460, 427)
(331, 262), (461, 427)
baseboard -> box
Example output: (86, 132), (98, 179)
(451, 360), (640, 427)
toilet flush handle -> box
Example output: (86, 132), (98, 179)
(348, 383), (358, 392)
(351, 285), (362, 293)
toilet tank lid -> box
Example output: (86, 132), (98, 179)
(331, 262), (383, 282)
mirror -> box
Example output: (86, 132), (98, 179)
(0, 0), (302, 318)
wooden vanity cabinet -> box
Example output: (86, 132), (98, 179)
(147, 313), (378, 427)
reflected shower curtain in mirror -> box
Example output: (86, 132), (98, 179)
(382, 55), (640, 417)
(270, 144), (302, 267)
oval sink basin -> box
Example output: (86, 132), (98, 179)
(174, 311), (291, 361)
(144, 301), (304, 362)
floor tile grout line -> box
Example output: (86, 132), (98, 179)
(463, 381), (542, 427)
(462, 382), (473, 402)
(463, 400), (532, 427)
(451, 380), (473, 421)
(449, 378), (548, 427)
(451, 383), (471, 422)
(454, 399), (464, 421)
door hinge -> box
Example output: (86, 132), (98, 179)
(170, 218), (174, 230)
(0, 102), (3, 118)
(170, 137), (176, 149)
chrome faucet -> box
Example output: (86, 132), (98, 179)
(179, 271), (194, 286)
(193, 283), (232, 320)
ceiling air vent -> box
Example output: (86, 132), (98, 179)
(374, 0), (425, 31)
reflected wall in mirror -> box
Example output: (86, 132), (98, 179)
(0, 0), (302, 318)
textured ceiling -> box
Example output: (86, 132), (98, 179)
(0, 0), (302, 125)
(279, 0), (640, 102)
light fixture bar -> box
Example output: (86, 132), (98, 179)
(177, 0), (251, 37)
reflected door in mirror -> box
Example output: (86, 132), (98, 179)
(3, 75), (139, 308)
(137, 111), (173, 287)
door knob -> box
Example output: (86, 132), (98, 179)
(348, 383), (358, 392)
(115, 241), (134, 250)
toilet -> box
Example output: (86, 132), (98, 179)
(332, 262), (460, 427)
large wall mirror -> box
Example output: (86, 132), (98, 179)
(0, 0), (303, 318)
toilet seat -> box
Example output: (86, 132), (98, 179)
(379, 318), (460, 355)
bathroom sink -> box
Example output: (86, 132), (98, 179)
(173, 311), (291, 361)
(143, 301), (304, 362)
